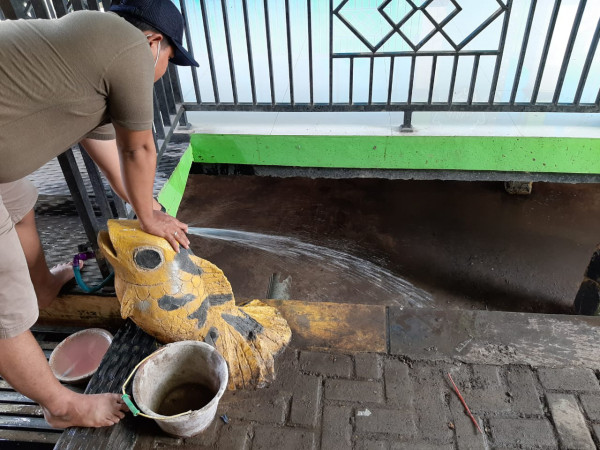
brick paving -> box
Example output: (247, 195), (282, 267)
(134, 347), (600, 450)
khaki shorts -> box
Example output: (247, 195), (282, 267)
(0, 178), (39, 339)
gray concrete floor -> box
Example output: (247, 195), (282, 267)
(178, 174), (600, 315)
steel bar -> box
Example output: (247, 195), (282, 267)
(408, 56), (415, 104)
(574, 18), (600, 104)
(333, 7), (374, 53)
(428, 55), (437, 105)
(200, 0), (219, 103)
(160, 75), (177, 116)
(220, 0), (237, 104)
(78, 145), (114, 222)
(329, 0), (333, 105)
(458, 6), (505, 50)
(57, 149), (111, 277)
(448, 55), (459, 105)
(488, 0), (512, 104)
(100, 0), (110, 11)
(155, 81), (172, 127)
(31, 0), (49, 18)
(553, 0), (587, 104)
(349, 57), (354, 105)
(285, 0), (294, 105)
(167, 63), (188, 126)
(51, 0), (67, 17)
(308, 0), (313, 105)
(152, 90), (166, 139)
(510, 0), (537, 104)
(468, 55), (480, 105)
(87, 0), (99, 11)
(417, 3), (459, 51)
(368, 56), (374, 105)
(264, 0), (275, 106)
(333, 50), (498, 58)
(531, 0), (562, 103)
(0, 0), (18, 19)
(241, 0), (257, 105)
(183, 101), (599, 113)
(178, 0), (201, 104)
(387, 57), (395, 106)
(72, 0), (83, 10)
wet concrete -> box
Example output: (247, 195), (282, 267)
(178, 174), (600, 314)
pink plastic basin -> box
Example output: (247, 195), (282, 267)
(49, 328), (113, 384)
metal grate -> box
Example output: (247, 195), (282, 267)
(0, 326), (88, 449)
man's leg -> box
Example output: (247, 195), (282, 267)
(0, 179), (127, 428)
(0, 330), (127, 428)
(15, 209), (77, 309)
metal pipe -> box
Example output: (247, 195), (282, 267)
(488, 0), (512, 104)
(368, 56), (374, 105)
(220, 0), (238, 104)
(178, 0), (201, 104)
(428, 55), (437, 105)
(448, 55), (458, 105)
(200, 0), (219, 103)
(510, 0), (537, 104)
(553, 0), (587, 104)
(241, 0), (257, 105)
(574, 17), (600, 104)
(349, 57), (354, 105)
(468, 55), (480, 105)
(531, 0), (562, 103)
(408, 56), (415, 104)
(387, 57), (395, 106)
(264, 0), (275, 106)
(285, 0), (294, 105)
(308, 0), (314, 106)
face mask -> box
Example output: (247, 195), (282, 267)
(145, 34), (161, 68)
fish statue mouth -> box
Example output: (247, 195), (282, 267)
(97, 229), (117, 259)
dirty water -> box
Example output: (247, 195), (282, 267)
(178, 175), (600, 314)
(187, 227), (433, 308)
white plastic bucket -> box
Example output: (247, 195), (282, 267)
(132, 341), (228, 437)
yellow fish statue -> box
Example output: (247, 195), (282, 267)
(97, 219), (291, 390)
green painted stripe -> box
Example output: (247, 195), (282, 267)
(157, 144), (194, 217)
(190, 134), (600, 174)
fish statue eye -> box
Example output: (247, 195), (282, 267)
(133, 247), (164, 270)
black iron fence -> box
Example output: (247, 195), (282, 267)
(177, 0), (600, 129)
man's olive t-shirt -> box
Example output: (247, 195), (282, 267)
(0, 11), (154, 182)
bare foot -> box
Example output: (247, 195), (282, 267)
(43, 392), (128, 428)
(37, 261), (83, 309)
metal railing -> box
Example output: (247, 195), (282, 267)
(178, 0), (600, 129)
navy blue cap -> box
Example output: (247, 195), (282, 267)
(110, 0), (199, 67)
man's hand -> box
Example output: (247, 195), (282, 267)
(139, 210), (190, 252)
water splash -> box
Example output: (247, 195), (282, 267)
(188, 227), (433, 307)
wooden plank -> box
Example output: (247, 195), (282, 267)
(0, 429), (61, 444)
(38, 294), (123, 328)
(262, 300), (387, 353)
(0, 404), (43, 416)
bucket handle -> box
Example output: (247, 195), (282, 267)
(121, 350), (193, 420)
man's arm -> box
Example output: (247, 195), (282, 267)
(79, 138), (162, 211)
(112, 123), (189, 251)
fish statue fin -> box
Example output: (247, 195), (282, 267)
(209, 300), (291, 390)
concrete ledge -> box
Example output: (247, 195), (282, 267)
(389, 308), (600, 368)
